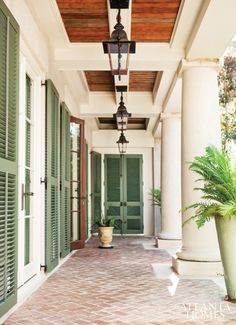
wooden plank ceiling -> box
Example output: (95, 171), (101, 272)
(84, 71), (115, 91)
(129, 71), (157, 91)
(85, 71), (161, 92)
(56, 0), (109, 42)
(56, 0), (181, 43)
(131, 0), (181, 42)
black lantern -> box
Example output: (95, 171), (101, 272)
(116, 130), (129, 154)
(113, 93), (131, 130)
(102, 7), (136, 80)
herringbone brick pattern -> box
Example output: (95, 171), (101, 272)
(4, 237), (236, 324)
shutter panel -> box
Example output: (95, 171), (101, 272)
(91, 151), (102, 223)
(45, 80), (60, 272)
(0, 1), (19, 317)
(85, 144), (89, 239)
(60, 102), (70, 258)
(104, 155), (122, 224)
(124, 156), (143, 233)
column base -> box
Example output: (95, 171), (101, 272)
(172, 255), (223, 276)
(158, 232), (181, 240)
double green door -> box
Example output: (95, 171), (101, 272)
(105, 155), (143, 234)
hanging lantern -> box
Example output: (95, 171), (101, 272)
(113, 93), (131, 130)
(103, 8), (135, 80)
(116, 130), (129, 154)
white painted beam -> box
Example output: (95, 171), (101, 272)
(62, 71), (90, 106)
(186, 0), (236, 59)
(54, 44), (184, 71)
(25, 0), (69, 47)
(170, 0), (204, 50)
(152, 116), (162, 139)
(80, 92), (161, 116)
(153, 71), (175, 106)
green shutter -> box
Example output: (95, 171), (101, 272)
(85, 143), (89, 239)
(124, 155), (143, 233)
(60, 102), (70, 258)
(45, 80), (60, 272)
(104, 155), (122, 225)
(0, 0), (19, 317)
(91, 151), (101, 223)
(104, 155), (143, 234)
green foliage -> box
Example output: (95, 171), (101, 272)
(184, 145), (236, 228)
(91, 216), (123, 234)
(218, 56), (236, 107)
(218, 56), (236, 150)
(150, 188), (161, 207)
(94, 217), (116, 227)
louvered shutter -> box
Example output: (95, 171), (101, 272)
(104, 155), (122, 225)
(45, 80), (60, 272)
(124, 155), (143, 233)
(91, 151), (102, 224)
(60, 102), (70, 258)
(85, 144), (89, 239)
(24, 75), (32, 265)
(0, 1), (19, 317)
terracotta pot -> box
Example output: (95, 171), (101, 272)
(215, 217), (236, 299)
(98, 226), (114, 248)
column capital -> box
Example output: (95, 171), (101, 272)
(177, 58), (221, 77)
(160, 112), (181, 122)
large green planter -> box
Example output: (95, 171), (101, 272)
(215, 217), (236, 299)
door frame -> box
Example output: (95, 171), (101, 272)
(18, 54), (42, 286)
(104, 154), (143, 234)
(70, 117), (86, 249)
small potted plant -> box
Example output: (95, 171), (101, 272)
(92, 217), (122, 248)
(183, 145), (236, 301)
(150, 188), (161, 207)
(150, 188), (161, 246)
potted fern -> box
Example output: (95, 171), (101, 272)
(150, 188), (161, 207)
(150, 188), (161, 246)
(92, 217), (122, 248)
(184, 145), (236, 301)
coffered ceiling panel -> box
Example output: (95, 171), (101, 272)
(85, 71), (161, 92)
(129, 71), (158, 91)
(85, 71), (115, 91)
(131, 0), (181, 42)
(56, 0), (181, 43)
(56, 0), (109, 42)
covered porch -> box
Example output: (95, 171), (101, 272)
(1, 0), (236, 323)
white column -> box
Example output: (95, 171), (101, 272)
(173, 61), (222, 275)
(158, 114), (181, 240)
(153, 138), (161, 235)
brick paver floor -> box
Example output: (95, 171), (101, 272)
(4, 236), (236, 324)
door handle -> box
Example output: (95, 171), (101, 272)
(21, 184), (34, 211)
(123, 202), (127, 207)
(24, 192), (34, 196)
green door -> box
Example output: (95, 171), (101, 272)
(123, 156), (143, 233)
(105, 155), (143, 234)
(60, 102), (71, 258)
(91, 151), (102, 224)
(85, 143), (89, 239)
(45, 80), (60, 272)
(0, 0), (19, 316)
